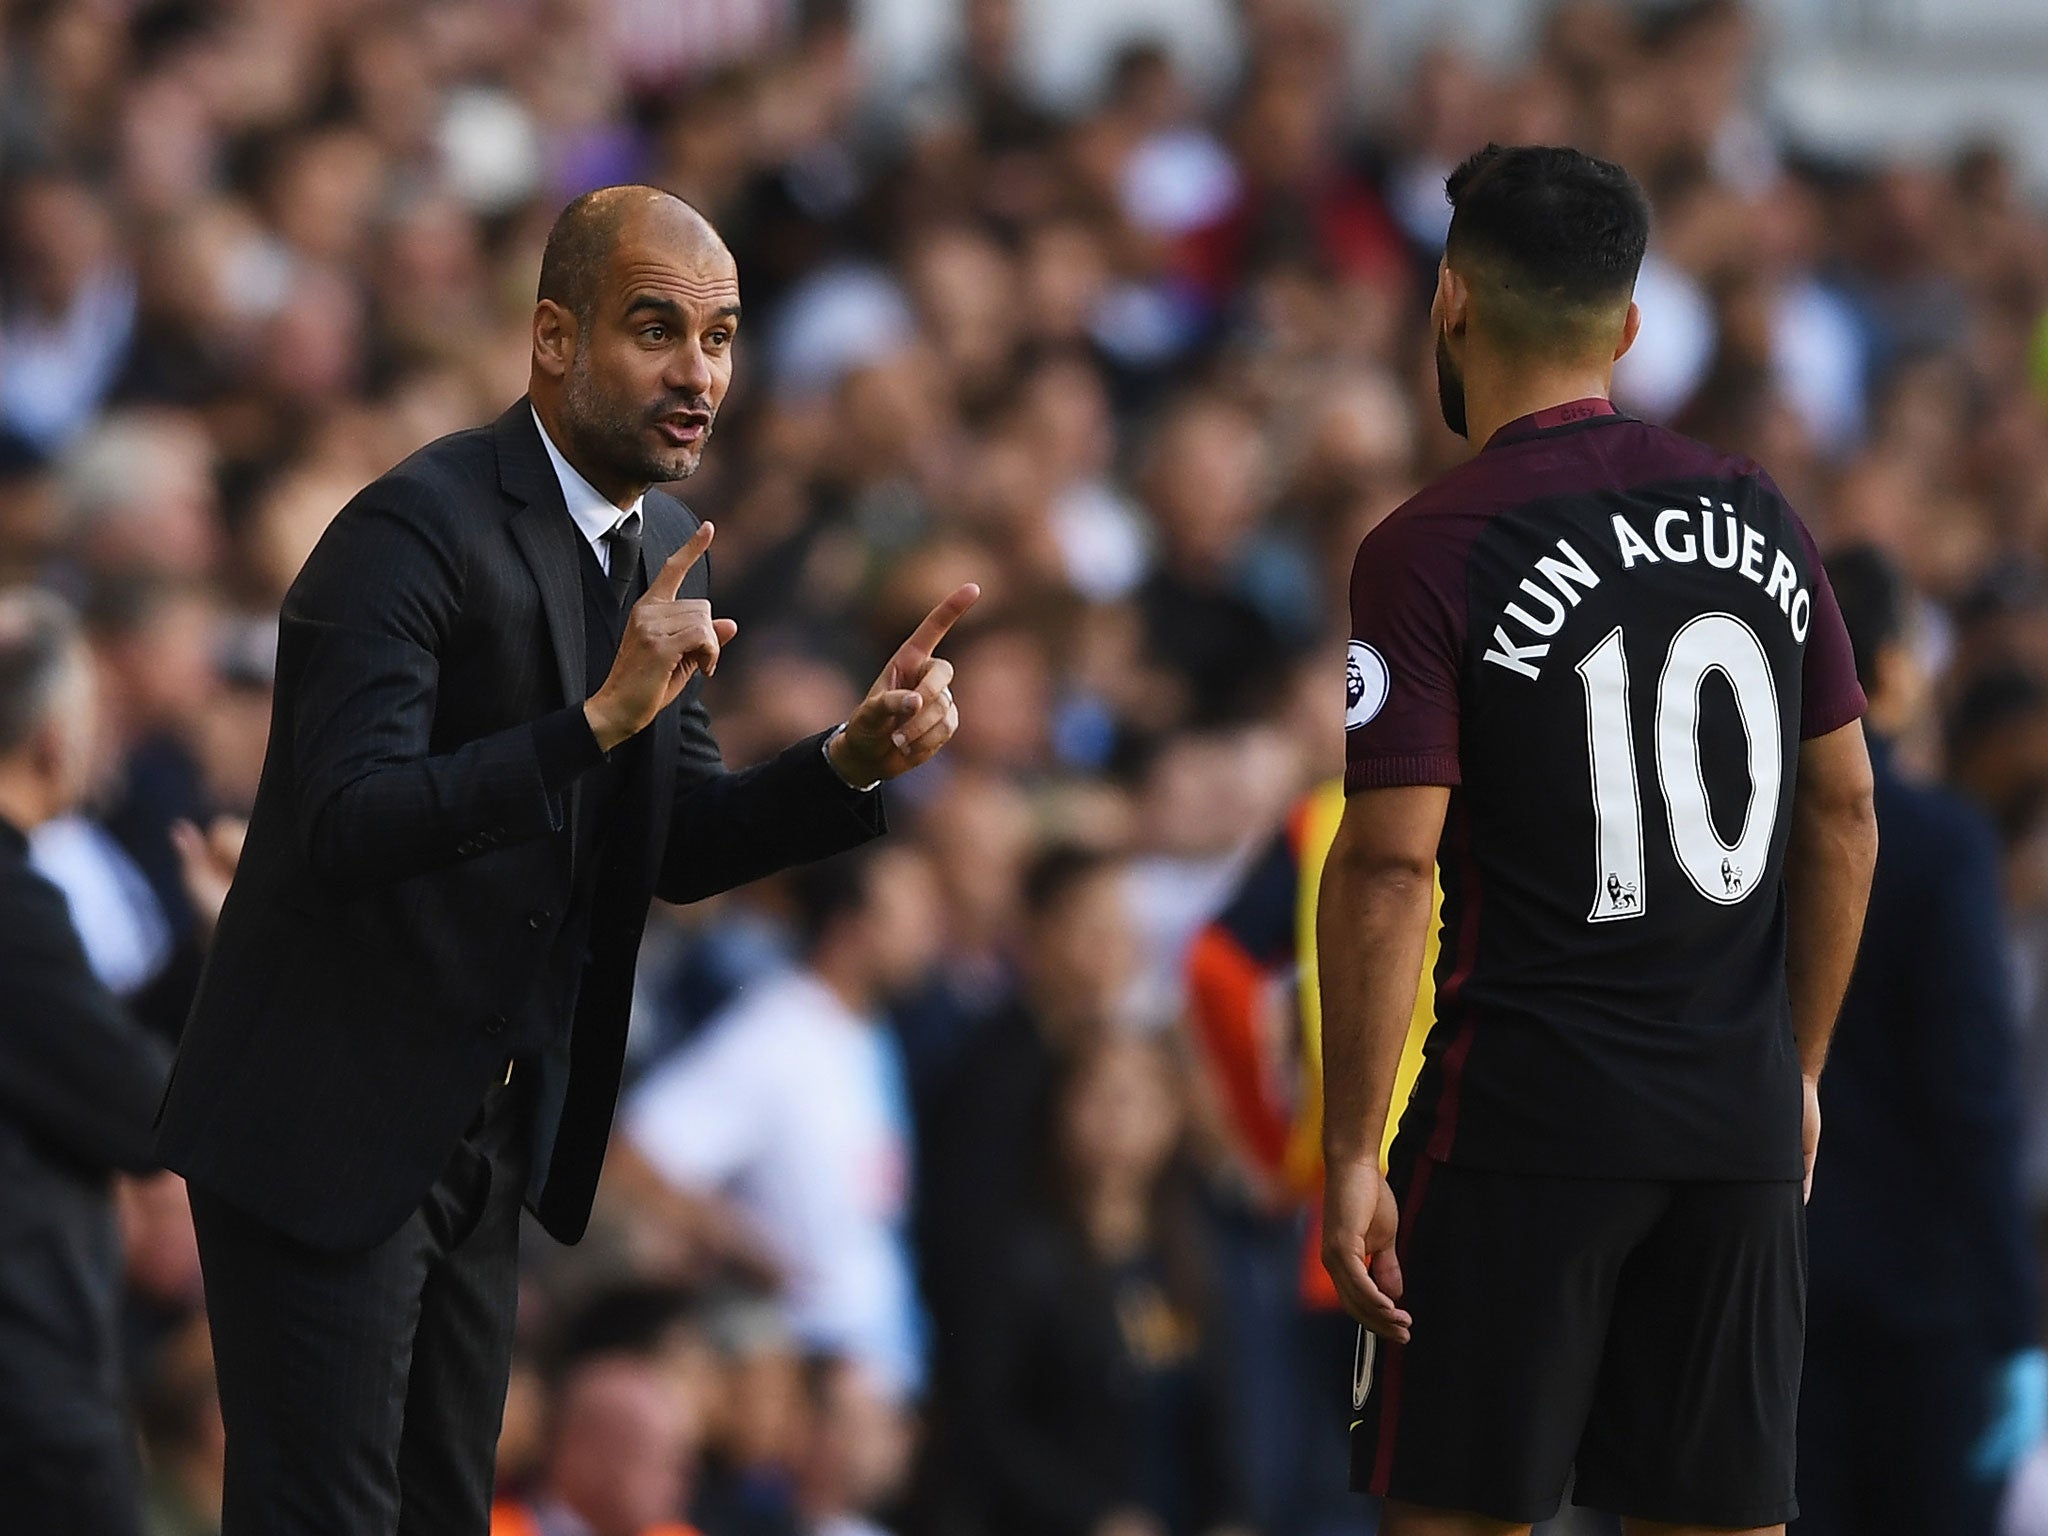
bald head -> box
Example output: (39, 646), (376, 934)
(530, 186), (741, 498)
(536, 186), (728, 325)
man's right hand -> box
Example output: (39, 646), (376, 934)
(584, 521), (737, 752)
(1322, 1155), (1412, 1342)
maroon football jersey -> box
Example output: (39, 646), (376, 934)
(1345, 399), (1866, 1179)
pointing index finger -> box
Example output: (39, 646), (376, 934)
(891, 582), (980, 672)
(652, 521), (715, 601)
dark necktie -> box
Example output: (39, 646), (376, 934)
(602, 511), (642, 608)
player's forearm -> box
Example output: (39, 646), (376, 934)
(1784, 734), (1878, 1080)
(1317, 827), (1436, 1169)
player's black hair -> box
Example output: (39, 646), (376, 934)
(1443, 144), (1650, 351)
(1022, 843), (1117, 921)
(552, 1280), (702, 1372)
(1824, 543), (1909, 691)
(785, 845), (880, 954)
(1949, 665), (2048, 770)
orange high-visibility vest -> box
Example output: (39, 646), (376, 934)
(490, 1501), (700, 1536)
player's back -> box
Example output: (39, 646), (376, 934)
(1344, 399), (1865, 1181)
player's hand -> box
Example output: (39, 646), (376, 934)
(1801, 1073), (1821, 1203)
(828, 583), (980, 785)
(585, 522), (738, 752)
(1322, 1156), (1412, 1342)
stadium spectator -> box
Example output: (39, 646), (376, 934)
(795, 1354), (917, 1536)
(1799, 546), (2046, 1534)
(952, 1034), (1249, 1536)
(0, 589), (173, 1535)
(624, 846), (939, 1401)
(491, 1353), (705, 1536)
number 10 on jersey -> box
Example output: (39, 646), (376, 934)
(1575, 612), (1783, 923)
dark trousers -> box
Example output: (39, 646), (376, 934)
(0, 1435), (146, 1536)
(1794, 1314), (2004, 1536)
(191, 1071), (531, 1536)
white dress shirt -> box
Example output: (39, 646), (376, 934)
(532, 406), (642, 571)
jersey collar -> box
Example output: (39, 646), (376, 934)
(1482, 396), (1626, 452)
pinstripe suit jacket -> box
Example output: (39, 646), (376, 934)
(156, 400), (883, 1251)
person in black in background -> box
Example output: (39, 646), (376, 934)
(0, 588), (175, 1534)
(1796, 545), (2045, 1535)
(957, 1034), (1250, 1536)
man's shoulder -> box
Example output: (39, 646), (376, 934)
(1598, 417), (1764, 489)
(373, 419), (502, 504)
(1369, 421), (1779, 557)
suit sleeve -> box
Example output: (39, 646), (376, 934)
(286, 474), (604, 893)
(651, 577), (883, 906)
(0, 873), (172, 1172)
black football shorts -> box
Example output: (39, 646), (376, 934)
(1349, 1155), (1805, 1528)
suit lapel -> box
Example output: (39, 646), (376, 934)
(496, 402), (585, 710)
(497, 401), (588, 865)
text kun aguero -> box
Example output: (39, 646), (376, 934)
(1482, 496), (1814, 682)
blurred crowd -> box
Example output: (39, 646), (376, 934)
(9, 0), (2048, 1532)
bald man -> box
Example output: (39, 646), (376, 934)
(156, 187), (977, 1536)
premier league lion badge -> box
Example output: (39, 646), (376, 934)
(1345, 640), (1390, 730)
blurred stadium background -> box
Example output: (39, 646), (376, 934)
(9, 0), (2048, 1532)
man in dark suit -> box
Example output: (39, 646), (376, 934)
(156, 186), (976, 1536)
(0, 589), (176, 1534)
(1797, 545), (2045, 1534)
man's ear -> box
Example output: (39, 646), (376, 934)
(533, 299), (576, 381)
(1435, 259), (1469, 339)
(1613, 299), (1642, 362)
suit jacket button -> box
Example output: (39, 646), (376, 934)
(527, 910), (550, 931)
(484, 1014), (506, 1037)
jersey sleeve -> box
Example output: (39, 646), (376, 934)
(1790, 513), (1868, 740)
(1344, 509), (1466, 791)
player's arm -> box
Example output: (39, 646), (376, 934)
(1784, 719), (1879, 1196)
(1318, 783), (1449, 1341)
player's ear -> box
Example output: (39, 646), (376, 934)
(532, 299), (576, 381)
(1432, 259), (1465, 337)
(1613, 299), (1642, 362)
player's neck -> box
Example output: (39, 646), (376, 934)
(1463, 362), (1616, 453)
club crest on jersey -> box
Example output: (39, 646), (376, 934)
(1346, 641), (1390, 730)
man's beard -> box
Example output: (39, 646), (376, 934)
(564, 358), (710, 485)
(1435, 332), (1467, 440)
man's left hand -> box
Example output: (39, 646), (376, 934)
(829, 583), (980, 786)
